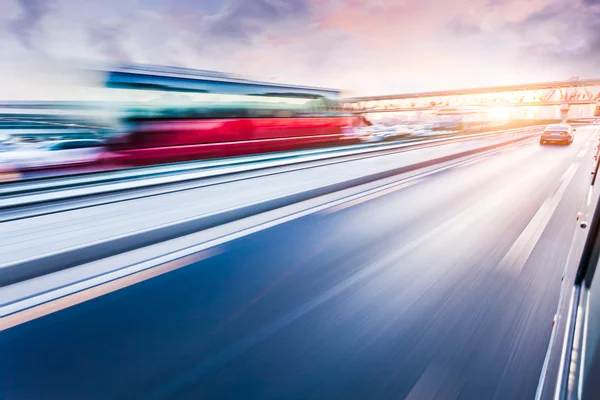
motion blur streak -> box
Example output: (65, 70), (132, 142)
(0, 249), (219, 331)
(1, 127), (597, 399)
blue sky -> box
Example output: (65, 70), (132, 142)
(1, 0), (599, 98)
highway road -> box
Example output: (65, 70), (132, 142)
(1, 127), (599, 399)
(0, 128), (538, 285)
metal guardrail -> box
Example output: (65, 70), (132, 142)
(0, 138), (430, 195)
(0, 125), (543, 211)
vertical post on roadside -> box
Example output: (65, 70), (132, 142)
(593, 136), (600, 186)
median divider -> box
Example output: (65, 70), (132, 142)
(0, 128), (540, 287)
(0, 125), (542, 211)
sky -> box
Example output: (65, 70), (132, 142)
(0, 0), (599, 99)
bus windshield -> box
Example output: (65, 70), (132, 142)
(103, 88), (343, 120)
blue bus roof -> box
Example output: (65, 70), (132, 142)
(104, 65), (340, 100)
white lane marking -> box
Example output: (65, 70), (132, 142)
(317, 154), (484, 215)
(455, 156), (490, 169)
(320, 178), (424, 214)
(577, 148), (588, 158)
(455, 140), (530, 168)
(319, 140), (535, 215)
(498, 163), (579, 275)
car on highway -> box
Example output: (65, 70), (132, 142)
(0, 139), (104, 170)
(540, 124), (575, 145)
(360, 124), (414, 142)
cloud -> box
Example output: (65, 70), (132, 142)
(88, 23), (131, 62)
(0, 0), (599, 97)
(207, 0), (311, 40)
(448, 16), (482, 35)
(9, 0), (52, 48)
(510, 0), (600, 75)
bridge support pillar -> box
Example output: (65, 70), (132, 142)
(560, 103), (570, 123)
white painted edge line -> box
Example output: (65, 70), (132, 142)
(536, 305), (560, 400)
(316, 146), (510, 215)
(553, 289), (577, 400)
(498, 163), (579, 275)
(578, 291), (591, 399)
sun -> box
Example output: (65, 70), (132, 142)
(487, 107), (511, 121)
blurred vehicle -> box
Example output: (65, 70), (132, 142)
(358, 125), (386, 142)
(0, 136), (15, 152)
(394, 125), (415, 137)
(0, 139), (104, 170)
(360, 124), (414, 143)
(431, 113), (463, 131)
(102, 66), (365, 166)
(540, 124), (574, 145)
(105, 108), (363, 166)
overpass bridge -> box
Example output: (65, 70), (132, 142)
(341, 78), (600, 120)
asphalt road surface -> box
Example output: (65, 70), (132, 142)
(1, 127), (598, 400)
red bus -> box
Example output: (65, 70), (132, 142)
(102, 65), (365, 166)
